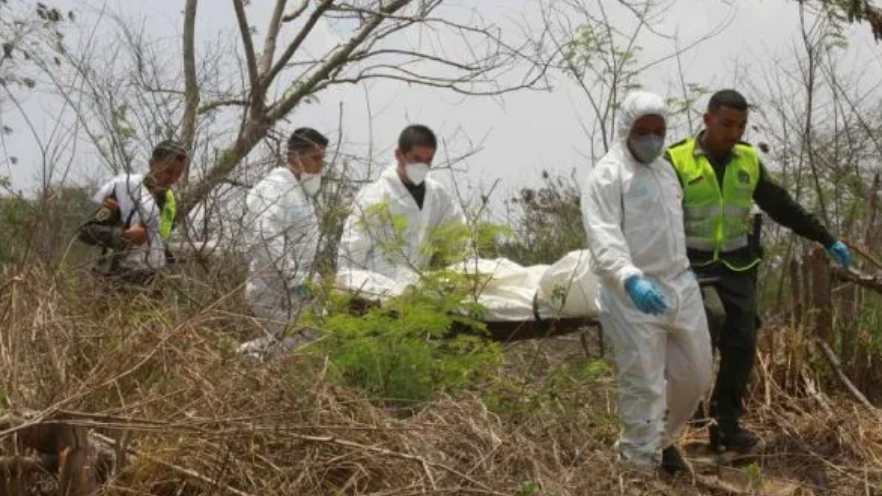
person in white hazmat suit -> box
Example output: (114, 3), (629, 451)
(337, 124), (466, 285)
(240, 127), (329, 361)
(581, 91), (713, 474)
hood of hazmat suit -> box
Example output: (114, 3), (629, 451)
(580, 90), (712, 469)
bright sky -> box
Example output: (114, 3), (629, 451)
(1, 0), (879, 218)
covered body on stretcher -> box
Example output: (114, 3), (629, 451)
(335, 250), (602, 342)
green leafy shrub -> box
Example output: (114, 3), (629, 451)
(315, 269), (502, 406)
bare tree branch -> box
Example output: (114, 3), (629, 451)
(259, 0), (289, 77)
(198, 99), (249, 114)
(181, 0), (413, 214)
(181, 0), (200, 173)
(265, 0), (336, 85)
(282, 1), (309, 23)
(232, 0), (260, 101)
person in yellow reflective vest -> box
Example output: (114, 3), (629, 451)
(665, 90), (851, 454)
(79, 140), (187, 285)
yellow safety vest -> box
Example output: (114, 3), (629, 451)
(667, 137), (760, 271)
(159, 189), (176, 239)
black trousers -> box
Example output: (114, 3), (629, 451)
(695, 264), (758, 433)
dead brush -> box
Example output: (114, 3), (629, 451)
(1, 265), (882, 495)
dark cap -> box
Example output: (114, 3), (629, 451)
(152, 139), (188, 162)
(287, 128), (329, 154)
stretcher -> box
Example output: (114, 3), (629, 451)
(336, 250), (602, 343)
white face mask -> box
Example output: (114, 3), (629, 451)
(299, 172), (322, 197)
(628, 134), (666, 164)
(405, 162), (430, 186)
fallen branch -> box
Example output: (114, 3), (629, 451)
(842, 240), (882, 273)
(0, 456), (47, 496)
(0, 276), (23, 297)
(831, 267), (882, 295)
(89, 432), (254, 496)
(813, 336), (880, 418)
(0, 410), (97, 496)
(289, 432), (507, 495)
(2, 409), (258, 496)
(0, 456), (45, 472)
(692, 474), (748, 495)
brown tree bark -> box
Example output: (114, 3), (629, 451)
(809, 247), (833, 345)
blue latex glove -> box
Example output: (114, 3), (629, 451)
(624, 275), (669, 315)
(826, 241), (851, 270)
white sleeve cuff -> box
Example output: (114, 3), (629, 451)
(616, 266), (644, 293)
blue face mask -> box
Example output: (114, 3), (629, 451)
(629, 134), (665, 164)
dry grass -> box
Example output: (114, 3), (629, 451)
(1, 264), (882, 496)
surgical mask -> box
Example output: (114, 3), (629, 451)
(629, 134), (665, 164)
(405, 162), (430, 185)
(299, 172), (322, 197)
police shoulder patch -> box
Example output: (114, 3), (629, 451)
(95, 207), (112, 222)
(668, 137), (689, 149)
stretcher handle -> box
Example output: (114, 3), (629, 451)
(696, 275), (723, 287)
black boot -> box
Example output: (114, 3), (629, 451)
(709, 424), (761, 454)
(661, 445), (690, 475)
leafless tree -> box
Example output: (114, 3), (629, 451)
(39, 1), (548, 218)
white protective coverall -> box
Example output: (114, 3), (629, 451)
(580, 91), (713, 468)
(243, 167), (321, 356)
(92, 173), (168, 272)
(336, 163), (466, 283)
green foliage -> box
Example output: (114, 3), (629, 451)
(815, 0), (877, 25)
(563, 22), (641, 90)
(499, 170), (585, 265)
(745, 462), (764, 490)
(355, 199), (471, 271)
(423, 215), (472, 269)
(472, 220), (515, 259)
(314, 166), (360, 274)
(0, 185), (94, 265)
(514, 480), (541, 496)
(315, 269), (501, 406)
(543, 359), (615, 420)
(482, 353), (617, 436)
(0, 1), (69, 109)
(307, 185), (537, 405)
(803, 0), (882, 42)
(665, 83), (712, 131)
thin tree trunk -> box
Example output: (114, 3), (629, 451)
(789, 258), (804, 327)
(810, 247), (833, 345)
(180, 0), (200, 184)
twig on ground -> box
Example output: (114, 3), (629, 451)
(813, 336), (880, 418)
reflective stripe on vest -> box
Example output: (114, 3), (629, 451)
(159, 189), (176, 239)
(668, 137), (760, 270)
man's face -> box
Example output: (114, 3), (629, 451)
(703, 105), (748, 154)
(149, 154), (187, 189)
(395, 145), (435, 169)
(629, 114), (666, 140)
(290, 146), (327, 176)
